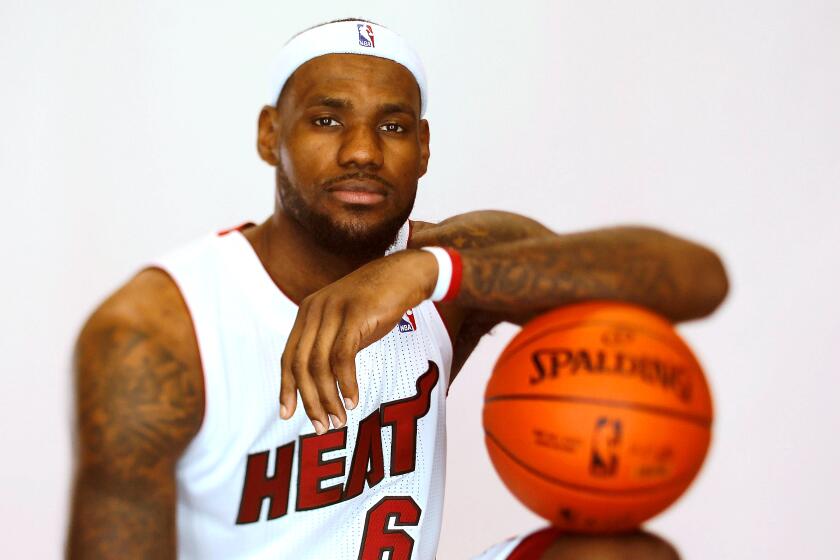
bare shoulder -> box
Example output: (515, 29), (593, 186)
(73, 267), (204, 474)
(409, 211), (552, 250)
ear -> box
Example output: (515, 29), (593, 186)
(418, 119), (430, 178)
(257, 106), (281, 166)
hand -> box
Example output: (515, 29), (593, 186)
(539, 529), (680, 560)
(279, 250), (437, 433)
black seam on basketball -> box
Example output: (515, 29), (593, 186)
(484, 394), (712, 428)
(497, 319), (698, 368)
(484, 430), (699, 496)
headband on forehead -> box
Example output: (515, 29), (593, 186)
(268, 20), (428, 116)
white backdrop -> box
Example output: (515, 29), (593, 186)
(1, 1), (838, 558)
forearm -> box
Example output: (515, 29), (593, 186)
(451, 226), (729, 322)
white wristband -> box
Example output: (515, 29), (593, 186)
(420, 247), (453, 302)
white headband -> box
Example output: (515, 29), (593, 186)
(268, 20), (428, 116)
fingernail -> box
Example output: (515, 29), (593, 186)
(280, 404), (288, 419)
(329, 414), (344, 429)
(344, 397), (356, 410)
(312, 420), (326, 435)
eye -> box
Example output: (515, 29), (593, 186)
(313, 117), (341, 127)
(379, 122), (405, 133)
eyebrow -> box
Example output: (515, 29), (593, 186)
(307, 96), (353, 109)
(379, 102), (416, 119)
(305, 96), (417, 119)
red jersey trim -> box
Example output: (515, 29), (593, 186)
(506, 527), (562, 560)
(217, 221), (256, 237)
(432, 302), (456, 343)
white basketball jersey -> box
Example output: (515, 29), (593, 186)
(153, 221), (452, 560)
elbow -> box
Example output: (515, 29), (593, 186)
(681, 246), (730, 321)
(700, 249), (730, 315)
(635, 226), (730, 321)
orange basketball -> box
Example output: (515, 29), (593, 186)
(483, 301), (713, 533)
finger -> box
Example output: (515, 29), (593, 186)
(278, 359), (298, 419)
(330, 315), (361, 410)
(279, 300), (309, 419)
(290, 299), (331, 434)
(297, 374), (329, 434)
(308, 300), (349, 428)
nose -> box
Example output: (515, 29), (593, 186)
(337, 123), (384, 170)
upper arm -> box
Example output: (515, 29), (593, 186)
(68, 268), (203, 559)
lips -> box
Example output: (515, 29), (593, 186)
(325, 181), (388, 206)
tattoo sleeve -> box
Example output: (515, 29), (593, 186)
(454, 225), (728, 322)
(68, 287), (203, 559)
(413, 212), (728, 323)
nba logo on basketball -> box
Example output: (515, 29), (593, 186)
(590, 417), (622, 477)
(357, 24), (375, 47)
(398, 309), (417, 333)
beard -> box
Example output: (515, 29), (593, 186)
(277, 168), (415, 261)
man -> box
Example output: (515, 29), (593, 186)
(68, 19), (726, 559)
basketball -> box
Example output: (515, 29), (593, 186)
(483, 301), (713, 533)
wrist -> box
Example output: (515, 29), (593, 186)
(405, 249), (440, 301)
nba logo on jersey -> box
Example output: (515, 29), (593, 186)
(357, 24), (375, 47)
(398, 309), (417, 333)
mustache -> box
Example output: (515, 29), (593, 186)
(321, 172), (395, 191)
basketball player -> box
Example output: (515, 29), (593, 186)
(68, 19), (727, 560)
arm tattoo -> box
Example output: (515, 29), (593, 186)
(77, 324), (201, 476)
(69, 319), (202, 559)
(416, 213), (727, 323)
(414, 210), (553, 251)
(456, 228), (723, 322)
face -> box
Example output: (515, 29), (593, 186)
(258, 54), (430, 259)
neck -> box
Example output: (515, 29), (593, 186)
(243, 208), (387, 304)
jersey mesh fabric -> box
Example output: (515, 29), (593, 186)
(153, 221), (452, 559)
